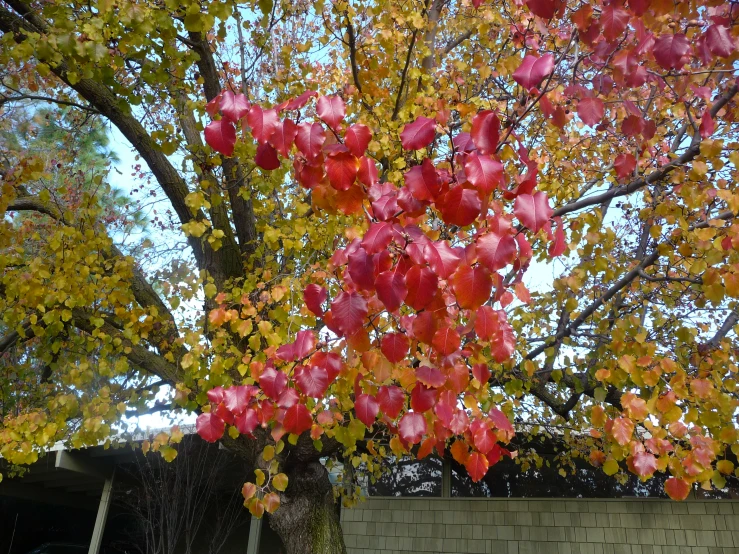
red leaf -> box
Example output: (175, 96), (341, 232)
(440, 187), (481, 227)
(246, 105), (279, 143)
(512, 54), (555, 91)
(260, 367), (288, 400)
(255, 142), (280, 170)
(514, 192), (553, 233)
(376, 269), (408, 312)
(404, 158), (441, 201)
(330, 291), (368, 336)
(295, 365), (330, 398)
(316, 95), (346, 129)
(347, 248), (376, 291)
(653, 34), (690, 70)
(224, 385), (255, 415)
(295, 122), (326, 159)
(283, 90), (317, 111)
(220, 91), (250, 122)
(699, 111), (715, 139)
(632, 451), (658, 477)
(204, 120), (236, 156)
(665, 477), (690, 501)
(283, 404), (313, 435)
(410, 382), (437, 413)
(345, 124), (372, 157)
(621, 114), (644, 137)
(399, 412), (427, 444)
(472, 363), (491, 383)
(268, 119), (297, 157)
(489, 407), (515, 441)
(451, 265), (493, 310)
(381, 333), (410, 363)
(207, 386), (225, 404)
(475, 306), (498, 340)
(196, 413), (225, 443)
(477, 231), (517, 271)
(424, 241), (463, 279)
(600, 4), (629, 42)
(371, 194), (399, 221)
(234, 408), (258, 435)
(464, 153), (504, 196)
(325, 151), (359, 191)
(358, 156), (379, 186)
(706, 25), (735, 58)
(378, 385), (405, 419)
(548, 216), (566, 258)
(490, 312), (516, 363)
(276, 330), (316, 362)
(361, 221), (394, 254)
(470, 110), (500, 155)
(474, 426), (496, 454)
(416, 366), (446, 388)
(355, 394), (379, 427)
(400, 116), (436, 150)
(465, 452), (490, 482)
(614, 153), (636, 180)
(304, 284), (327, 316)
(526, 0), (556, 19)
(405, 265), (438, 311)
(578, 98), (604, 127)
(432, 327), (461, 356)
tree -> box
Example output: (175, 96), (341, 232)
(1, 0), (738, 552)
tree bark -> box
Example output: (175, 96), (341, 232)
(269, 462), (347, 554)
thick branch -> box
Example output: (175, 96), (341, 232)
(707, 309), (739, 349)
(188, 31), (259, 258)
(0, 5), (242, 285)
(554, 84), (738, 218)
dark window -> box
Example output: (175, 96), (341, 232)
(369, 456), (442, 497)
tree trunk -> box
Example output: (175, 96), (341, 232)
(269, 461), (347, 554)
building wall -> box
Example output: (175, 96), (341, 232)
(340, 497), (739, 554)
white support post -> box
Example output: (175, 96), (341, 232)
(245, 514), (263, 554)
(88, 473), (114, 554)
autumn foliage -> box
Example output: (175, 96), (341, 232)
(1, 0), (739, 548)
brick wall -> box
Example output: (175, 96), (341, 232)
(340, 497), (739, 554)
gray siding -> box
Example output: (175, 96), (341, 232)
(340, 497), (739, 554)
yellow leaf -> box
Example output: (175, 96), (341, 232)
(272, 473), (288, 491)
(255, 469), (266, 486)
(603, 459), (619, 476)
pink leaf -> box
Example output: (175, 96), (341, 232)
(404, 158), (441, 201)
(600, 4), (629, 42)
(404, 265), (438, 311)
(470, 110), (500, 155)
(614, 153), (636, 180)
(699, 111), (715, 139)
(381, 333), (410, 363)
(376, 269), (408, 312)
(652, 34), (690, 70)
(706, 25), (735, 58)
(316, 95), (346, 129)
(400, 116), (436, 150)
(477, 231), (517, 271)
(295, 122), (326, 159)
(246, 105), (279, 143)
(416, 366), (446, 388)
(578, 97), (605, 127)
(514, 192), (553, 232)
(268, 119), (297, 157)
(255, 142), (280, 170)
(424, 240), (463, 279)
(330, 291), (368, 336)
(220, 91), (250, 122)
(283, 90), (317, 111)
(399, 412), (427, 444)
(355, 394), (379, 427)
(295, 365), (330, 398)
(440, 187), (482, 227)
(196, 413), (225, 443)
(378, 385), (405, 419)
(464, 153), (504, 196)
(283, 404), (313, 435)
(345, 124), (372, 157)
(204, 120), (236, 157)
(260, 367), (288, 400)
(304, 284), (327, 316)
(512, 54), (555, 91)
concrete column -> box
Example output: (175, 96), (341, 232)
(88, 472), (114, 554)
(245, 514), (263, 554)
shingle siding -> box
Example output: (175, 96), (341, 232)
(340, 498), (739, 554)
